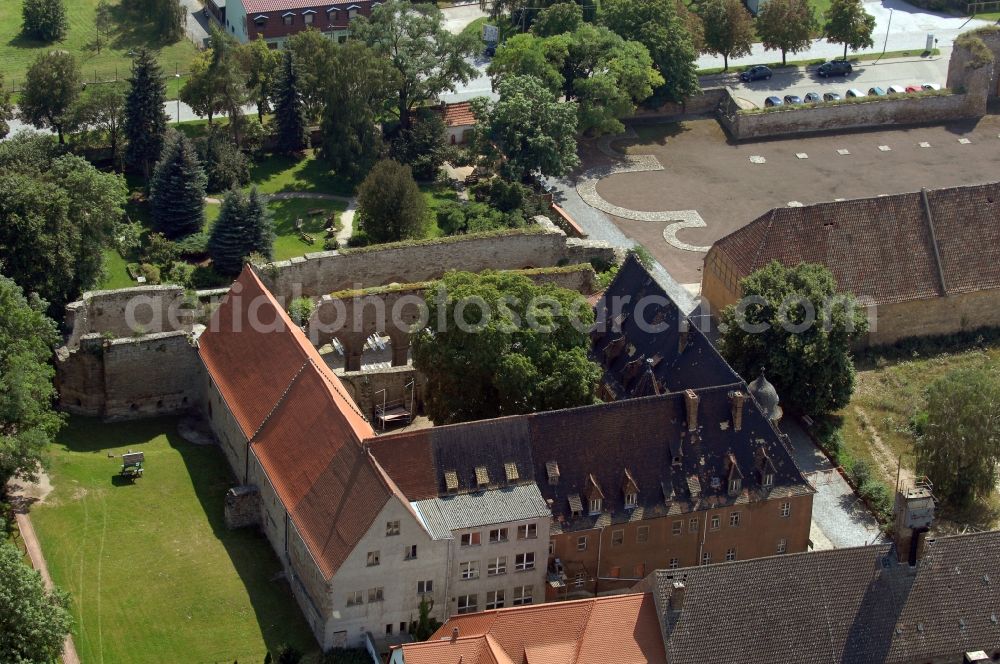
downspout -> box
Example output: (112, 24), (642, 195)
(594, 526), (604, 596)
(443, 536), (454, 620)
(244, 438), (250, 484)
(698, 509), (708, 565)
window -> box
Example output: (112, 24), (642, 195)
(253, 16), (267, 26)
(611, 530), (624, 546)
(513, 585), (533, 606)
(348, 6), (358, 19)
(729, 512), (741, 527)
(517, 523), (537, 540)
(576, 536), (587, 552)
(780, 502), (791, 518)
(303, 11), (314, 24)
(689, 517), (698, 533)
(729, 478), (742, 495)
(514, 552), (534, 571)
(672, 521), (682, 535)
(489, 527), (508, 543)
(777, 538), (787, 554)
(574, 571), (585, 587)
(400, 623), (407, 634)
(457, 594), (477, 614)
(763, 472), (774, 488)
(460, 561), (480, 580)
(549, 539), (554, 555)
(328, 8), (340, 21)
(488, 556), (507, 576)
(282, 13), (294, 25)
(385, 623), (393, 635)
(725, 547), (737, 561)
(346, 590), (363, 606)
(417, 580), (433, 594)
(668, 558), (679, 569)
(405, 545), (417, 560)
(589, 497), (602, 515)
(624, 491), (638, 509)
(386, 520), (400, 536)
(486, 590), (505, 609)
(637, 526), (649, 544)
(701, 552), (711, 566)
(368, 587), (384, 602)
(710, 515), (720, 530)
(461, 532), (481, 547)
(366, 550), (380, 567)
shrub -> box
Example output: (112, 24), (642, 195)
(288, 297), (315, 326)
(22, 0), (68, 42)
(859, 479), (893, 521)
(139, 263), (161, 284)
(849, 459), (872, 487)
(356, 160), (426, 243)
(163, 261), (195, 287)
(141, 232), (179, 267)
(174, 231), (210, 257)
(196, 131), (251, 192)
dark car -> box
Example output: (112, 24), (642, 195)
(740, 65), (773, 82)
(823, 92), (842, 101)
(764, 96), (783, 107)
(804, 92), (821, 103)
(868, 86), (886, 96)
(817, 60), (853, 77)
(783, 94), (803, 105)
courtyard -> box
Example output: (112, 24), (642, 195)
(588, 115), (1000, 287)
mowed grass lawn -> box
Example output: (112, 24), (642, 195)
(30, 417), (319, 664)
(0, 0), (197, 92)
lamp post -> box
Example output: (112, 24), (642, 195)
(175, 73), (181, 125)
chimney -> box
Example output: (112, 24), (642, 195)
(892, 481), (935, 566)
(670, 581), (686, 611)
(678, 319), (690, 354)
(729, 390), (745, 431)
(451, 627), (459, 643)
(684, 389), (699, 431)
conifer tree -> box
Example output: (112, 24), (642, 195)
(125, 48), (169, 180)
(208, 187), (273, 276)
(150, 132), (207, 238)
(272, 50), (308, 154)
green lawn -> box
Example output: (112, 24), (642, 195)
(249, 151), (355, 197)
(267, 198), (345, 260)
(0, 0), (197, 96)
(30, 417), (319, 664)
(420, 184), (460, 239)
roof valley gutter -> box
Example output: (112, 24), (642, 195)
(920, 188), (949, 296)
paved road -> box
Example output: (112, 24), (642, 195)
(179, 0), (211, 47)
(442, 2), (488, 35)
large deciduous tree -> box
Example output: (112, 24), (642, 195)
(150, 131), (207, 239)
(287, 28), (337, 122)
(208, 187), (273, 276)
(824, 0), (876, 59)
(21, 0), (68, 42)
(0, 541), (72, 662)
(700, 0), (755, 71)
(238, 37), (281, 122)
(0, 275), (63, 494)
(355, 159), (426, 243)
(915, 366), (1000, 510)
(125, 48), (169, 180)
(718, 261), (868, 418)
(601, 0), (700, 104)
(531, 1), (583, 37)
(272, 50), (309, 155)
(412, 270), (601, 424)
(71, 81), (128, 170)
(471, 74), (579, 181)
(488, 33), (568, 94)
(757, 0), (818, 66)
(19, 50), (81, 144)
(354, 0), (479, 130)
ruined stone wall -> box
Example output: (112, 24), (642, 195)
(948, 28), (1000, 100)
(64, 286), (191, 346)
(337, 366), (426, 423)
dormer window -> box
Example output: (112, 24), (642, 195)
(303, 9), (315, 24)
(568, 494), (583, 518)
(589, 498), (603, 515)
(347, 4), (359, 19)
(624, 492), (638, 509)
(253, 14), (268, 26)
(546, 461), (559, 486)
(710, 476), (721, 490)
(475, 466), (489, 488)
(729, 478), (742, 495)
(504, 461), (519, 482)
(327, 7), (340, 21)
(763, 472), (774, 488)
(622, 468), (639, 510)
(444, 470), (459, 494)
(282, 11), (294, 25)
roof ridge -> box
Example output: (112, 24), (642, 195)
(310, 357), (368, 423)
(749, 207), (777, 271)
(249, 360), (311, 443)
(920, 187), (949, 296)
(572, 599), (599, 663)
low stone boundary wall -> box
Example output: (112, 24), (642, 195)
(628, 88), (729, 120)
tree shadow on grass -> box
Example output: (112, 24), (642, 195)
(250, 153), (356, 197)
(107, 4), (177, 52)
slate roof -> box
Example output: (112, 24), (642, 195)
(593, 254), (741, 399)
(645, 531), (1000, 664)
(397, 593), (666, 664)
(711, 181), (1000, 305)
(413, 484), (549, 536)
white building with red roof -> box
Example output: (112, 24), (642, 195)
(225, 0), (374, 46)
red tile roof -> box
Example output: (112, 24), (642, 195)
(402, 593), (666, 664)
(242, 0), (364, 13)
(440, 101), (476, 128)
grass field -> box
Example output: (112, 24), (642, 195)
(0, 0), (198, 95)
(30, 417), (319, 664)
(268, 198), (345, 260)
(249, 151), (355, 197)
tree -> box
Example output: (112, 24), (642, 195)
(0, 75), (12, 140)
(272, 50), (309, 155)
(412, 270), (600, 424)
(532, 2), (583, 37)
(824, 0), (875, 59)
(471, 74), (579, 181)
(196, 127), (251, 191)
(319, 41), (396, 182)
(676, 0), (705, 53)
(718, 261), (868, 418)
(21, 0), (68, 42)
(915, 366), (1000, 510)
(354, 0), (479, 129)
(355, 160), (426, 243)
(208, 187), (273, 276)
(206, 27), (249, 140)
(0, 134), (128, 309)
(0, 275), (63, 495)
(149, 0), (184, 43)
(388, 108), (449, 182)
(180, 51), (223, 124)
(0, 541), (72, 662)
(94, 0), (112, 54)
(488, 33), (568, 94)
(757, 0), (817, 66)
(700, 0), (755, 71)
(601, 0), (700, 104)
(287, 29), (337, 122)
(238, 37), (281, 122)
(71, 82), (127, 169)
(409, 597), (442, 641)
(150, 131), (207, 238)
(125, 48), (169, 180)
(19, 50), (80, 144)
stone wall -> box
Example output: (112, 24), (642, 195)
(866, 288), (1000, 347)
(629, 87), (729, 120)
(948, 27), (1000, 99)
(224, 486), (261, 529)
(337, 366), (425, 424)
(64, 285), (192, 345)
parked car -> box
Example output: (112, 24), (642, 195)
(905, 84), (922, 93)
(845, 88), (865, 98)
(804, 92), (821, 103)
(740, 65), (773, 82)
(868, 86), (886, 96)
(887, 85), (907, 95)
(922, 83), (941, 91)
(783, 94), (803, 105)
(823, 92), (842, 102)
(817, 60), (853, 77)
(764, 96), (783, 107)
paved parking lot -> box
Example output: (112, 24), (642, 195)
(594, 115), (1000, 286)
